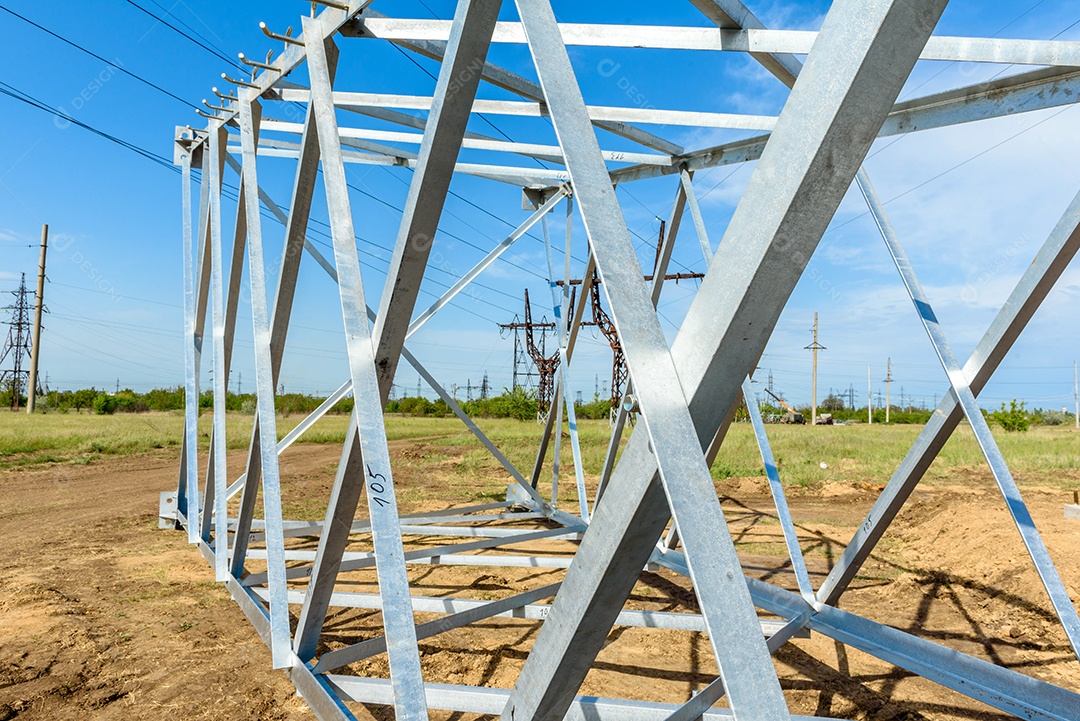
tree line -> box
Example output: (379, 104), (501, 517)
(4, 384), (1064, 431)
(8, 384), (612, 421)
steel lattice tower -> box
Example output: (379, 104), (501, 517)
(165, 2), (1080, 719)
(0, 274), (33, 410)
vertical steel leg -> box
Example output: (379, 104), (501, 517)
(182, 135), (218, 542)
(206, 125), (230, 580)
(301, 22), (429, 717)
(179, 143), (199, 542)
(229, 43), (338, 578)
(540, 214), (586, 511)
(238, 96), (291, 669)
(545, 202), (589, 520)
(202, 153), (254, 542)
(199, 162), (247, 543)
(530, 250), (596, 496)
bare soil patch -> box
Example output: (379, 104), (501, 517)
(1, 442), (1078, 720)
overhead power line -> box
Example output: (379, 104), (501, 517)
(0, 4), (200, 111)
(143, 0), (229, 60)
(0, 79), (177, 172)
(123, 0), (245, 73)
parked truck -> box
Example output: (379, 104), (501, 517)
(764, 388), (806, 424)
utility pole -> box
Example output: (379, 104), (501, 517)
(868, 363), (872, 425)
(480, 372), (490, 400)
(804, 312), (826, 425)
(26, 225), (48, 413)
(238, 371), (242, 395)
(1074, 360), (1078, 429)
(116, 378), (121, 394)
(416, 376), (421, 399)
(512, 332), (520, 391)
(884, 357), (893, 423)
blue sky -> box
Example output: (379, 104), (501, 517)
(1, 0), (1078, 412)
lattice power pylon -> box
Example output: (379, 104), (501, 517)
(0, 273), (33, 410)
(167, 1), (1080, 719)
(522, 289), (559, 415)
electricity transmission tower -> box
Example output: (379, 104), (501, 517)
(501, 316), (538, 392)
(540, 221), (702, 417)
(522, 289), (560, 414)
(165, 3), (1080, 719)
(589, 268), (625, 415)
(500, 289), (596, 410)
(0, 274), (34, 410)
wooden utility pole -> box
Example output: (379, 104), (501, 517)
(805, 312), (825, 425)
(884, 357), (893, 424)
(26, 224), (48, 414)
(868, 363), (873, 425)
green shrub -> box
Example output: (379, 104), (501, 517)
(141, 386), (185, 411)
(1034, 409), (1070, 426)
(72, 387), (98, 411)
(488, 387), (537, 421)
(92, 392), (118, 415)
(989, 399), (1030, 432)
(575, 394), (613, 420)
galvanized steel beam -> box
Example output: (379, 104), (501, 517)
(502, 1), (948, 718)
(229, 42), (339, 579)
(357, 18), (1080, 67)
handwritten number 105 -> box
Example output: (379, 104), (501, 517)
(366, 464), (391, 507)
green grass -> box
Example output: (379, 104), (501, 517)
(0, 411), (1077, 489)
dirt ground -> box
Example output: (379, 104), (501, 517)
(1, 441), (1079, 720)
